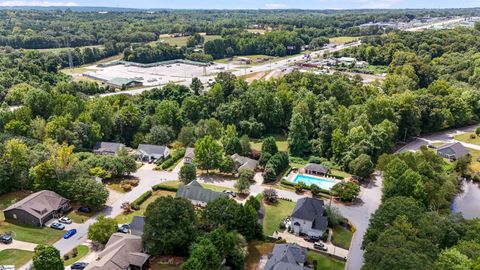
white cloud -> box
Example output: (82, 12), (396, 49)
(264, 3), (288, 9)
(0, 1), (79, 6)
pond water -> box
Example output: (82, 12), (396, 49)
(451, 180), (480, 219)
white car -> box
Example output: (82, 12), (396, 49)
(58, 217), (73, 224)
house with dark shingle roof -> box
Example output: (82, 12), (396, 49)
(303, 163), (329, 176)
(291, 197), (328, 238)
(264, 244), (312, 270)
(176, 180), (228, 207)
(437, 142), (470, 160)
(184, 147), (195, 164)
(84, 233), (150, 270)
(93, 142), (126, 155)
(135, 144), (170, 162)
(3, 190), (71, 227)
(231, 153), (258, 171)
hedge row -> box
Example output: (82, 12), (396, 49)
(152, 184), (179, 192)
(157, 148), (186, 170)
(280, 179), (331, 195)
(131, 190), (152, 210)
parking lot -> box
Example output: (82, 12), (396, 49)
(84, 62), (230, 87)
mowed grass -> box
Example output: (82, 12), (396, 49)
(115, 190), (176, 224)
(245, 241), (275, 270)
(0, 222), (65, 244)
(307, 251), (346, 270)
(263, 199), (296, 236)
(251, 135), (288, 152)
(331, 225), (353, 250)
(64, 245), (90, 266)
(0, 249), (33, 268)
(454, 132), (480, 146)
(159, 35), (221, 47)
(467, 148), (480, 173)
(329, 36), (359, 44)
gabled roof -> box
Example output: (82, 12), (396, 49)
(108, 77), (142, 87)
(136, 144), (169, 156)
(93, 142), (125, 154)
(4, 190), (69, 219)
(437, 142), (470, 158)
(176, 180), (228, 204)
(84, 233), (149, 270)
(184, 147), (195, 159)
(129, 216), (145, 236)
(231, 153), (258, 171)
(264, 244), (312, 270)
(291, 197), (327, 231)
(303, 163), (329, 174)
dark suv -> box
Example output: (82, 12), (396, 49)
(0, 234), (13, 244)
(304, 235), (320, 242)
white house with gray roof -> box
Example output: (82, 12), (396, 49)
(437, 142), (470, 160)
(135, 144), (170, 162)
(291, 197), (328, 238)
(176, 180), (228, 207)
(93, 142), (126, 155)
(264, 244), (312, 270)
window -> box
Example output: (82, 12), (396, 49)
(12, 214), (17, 219)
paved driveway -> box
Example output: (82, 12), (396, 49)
(0, 239), (37, 252)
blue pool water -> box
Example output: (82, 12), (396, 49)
(292, 174), (337, 190)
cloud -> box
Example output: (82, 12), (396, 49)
(0, 1), (79, 6)
(264, 3), (287, 9)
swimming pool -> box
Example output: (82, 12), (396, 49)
(292, 174), (337, 190)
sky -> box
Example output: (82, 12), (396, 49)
(0, 0), (480, 9)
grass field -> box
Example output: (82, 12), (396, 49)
(307, 251), (346, 270)
(263, 199), (296, 236)
(0, 249), (33, 268)
(64, 245), (89, 266)
(0, 222), (64, 244)
(115, 190), (176, 224)
(331, 225), (353, 250)
(467, 148), (480, 173)
(245, 241), (275, 270)
(159, 35), (222, 47)
(454, 133), (480, 146)
(329, 36), (359, 44)
(250, 135), (288, 152)
(364, 65), (388, 74)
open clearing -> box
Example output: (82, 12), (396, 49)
(329, 36), (360, 44)
(158, 35), (222, 47)
(0, 249), (33, 268)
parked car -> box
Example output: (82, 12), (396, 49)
(118, 224), (130, 234)
(58, 217), (72, 224)
(71, 262), (88, 270)
(314, 242), (328, 251)
(304, 235), (321, 242)
(50, 222), (65, 230)
(78, 206), (91, 213)
(0, 234), (12, 244)
(223, 190), (237, 197)
(64, 229), (77, 239)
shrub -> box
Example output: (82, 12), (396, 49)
(121, 184), (132, 191)
(476, 128), (480, 135)
(471, 134), (477, 139)
(131, 190), (152, 210)
(152, 184), (179, 192)
(158, 148), (186, 170)
(310, 184), (321, 196)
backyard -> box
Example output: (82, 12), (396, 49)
(0, 249), (33, 268)
(263, 198), (296, 236)
(454, 132), (480, 146)
(331, 225), (353, 250)
(306, 251), (346, 270)
(250, 135), (288, 152)
(0, 191), (31, 220)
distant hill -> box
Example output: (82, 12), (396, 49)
(0, 6), (144, 12)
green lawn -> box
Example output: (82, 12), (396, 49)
(251, 135), (288, 152)
(0, 249), (33, 268)
(202, 183), (235, 192)
(64, 245), (89, 266)
(329, 36), (359, 44)
(454, 132), (480, 146)
(0, 222), (65, 244)
(306, 251), (346, 270)
(67, 209), (96, 224)
(115, 190), (176, 224)
(467, 148), (480, 173)
(159, 35), (221, 47)
(263, 199), (296, 236)
(245, 241), (275, 270)
(331, 225), (353, 250)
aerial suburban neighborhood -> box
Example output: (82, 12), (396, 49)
(1, 2), (480, 270)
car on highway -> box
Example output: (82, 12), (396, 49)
(64, 229), (77, 239)
(50, 222), (65, 230)
(58, 217), (72, 224)
(70, 262), (88, 270)
(0, 234), (13, 244)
